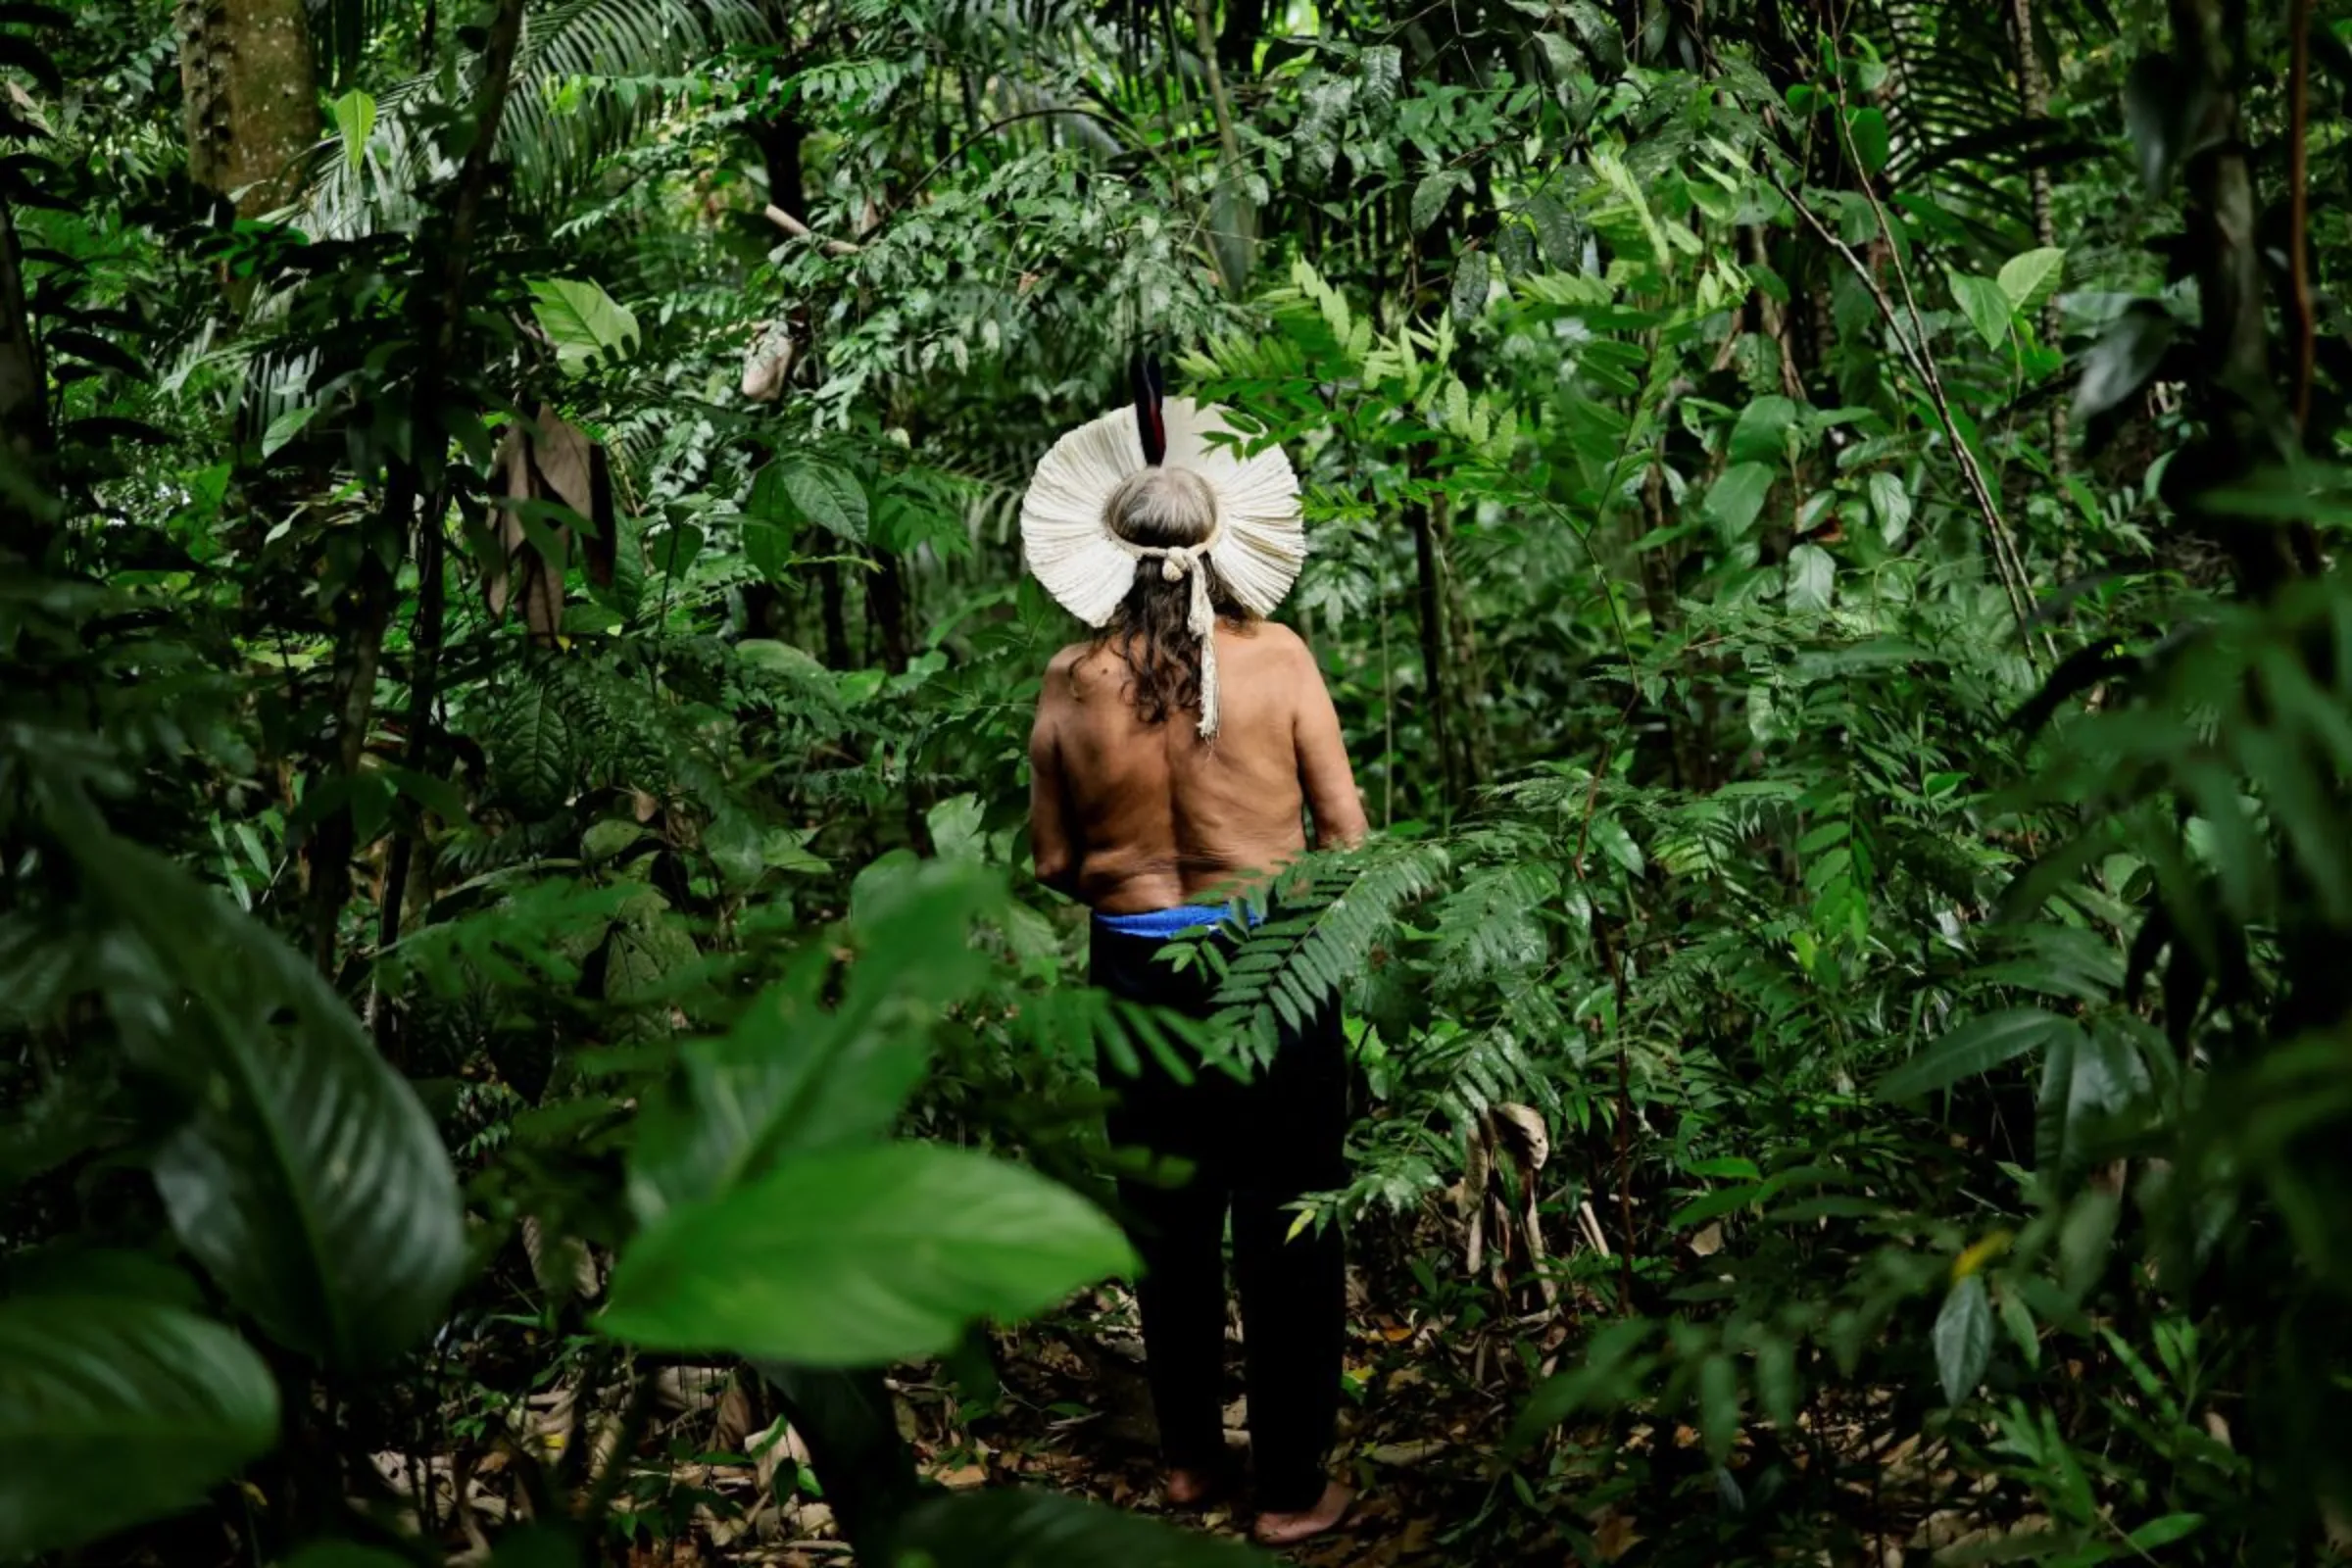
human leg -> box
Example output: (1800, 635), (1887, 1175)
(1230, 994), (1350, 1518)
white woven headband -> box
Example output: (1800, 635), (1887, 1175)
(1019, 395), (1305, 739)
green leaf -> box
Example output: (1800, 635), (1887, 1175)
(1728, 396), (1796, 465)
(261, 405), (319, 460)
(779, 460), (869, 543)
(1845, 106), (1889, 174)
(627, 858), (1006, 1219)
(1934, 1274), (1992, 1405)
(1867, 470), (1911, 545)
(1946, 269), (2011, 351)
(0, 1296), (278, 1559)
(892, 1487), (1272, 1566)
(1410, 170), (1465, 234)
(330, 90), (374, 170)
(601, 1143), (1137, 1366)
(2035, 1021), (2148, 1181)
(1705, 462), (1774, 542)
(1996, 247), (2066, 315)
(1785, 544), (1835, 612)
(60, 808), (466, 1367)
(2075, 303), (2176, 420)
(527, 278), (641, 373)
(1696, 1352), (1740, 1464)
(1878, 1008), (2079, 1100)
(2124, 1513), (2205, 1551)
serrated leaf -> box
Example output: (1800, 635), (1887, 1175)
(778, 460), (868, 543)
(601, 1142), (1135, 1366)
(1934, 1274), (1992, 1405)
(1996, 246), (2066, 314)
(0, 1296), (277, 1559)
(527, 278), (640, 373)
(1947, 269), (2012, 351)
(1878, 1007), (2078, 1100)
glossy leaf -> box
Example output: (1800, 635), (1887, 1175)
(1878, 1007), (2079, 1100)
(777, 459), (869, 543)
(1786, 544), (1835, 612)
(2075, 303), (2177, 420)
(1729, 396), (1797, 465)
(0, 1296), (278, 1559)
(61, 808), (466, 1367)
(1934, 1274), (1992, 1405)
(601, 1142), (1137, 1366)
(627, 858), (1005, 1220)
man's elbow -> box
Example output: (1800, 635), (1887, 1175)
(1033, 851), (1079, 896)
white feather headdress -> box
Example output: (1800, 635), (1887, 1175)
(1020, 395), (1305, 739)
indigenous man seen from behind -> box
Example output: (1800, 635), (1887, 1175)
(1020, 384), (1368, 1546)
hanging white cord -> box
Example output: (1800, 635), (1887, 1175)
(1123, 537), (1222, 740)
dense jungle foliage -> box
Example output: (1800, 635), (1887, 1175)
(7, 0), (2352, 1563)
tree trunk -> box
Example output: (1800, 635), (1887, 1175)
(2010, 0), (2069, 479)
(0, 195), (50, 558)
(176, 0), (318, 215)
(1405, 456), (1458, 809)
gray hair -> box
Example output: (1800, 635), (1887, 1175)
(1103, 466), (1220, 550)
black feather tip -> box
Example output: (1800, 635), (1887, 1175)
(1129, 353), (1166, 466)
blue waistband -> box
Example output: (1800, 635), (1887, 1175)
(1093, 904), (1260, 939)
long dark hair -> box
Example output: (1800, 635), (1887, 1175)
(1094, 467), (1255, 727)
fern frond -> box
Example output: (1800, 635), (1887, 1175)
(1207, 842), (1451, 1070)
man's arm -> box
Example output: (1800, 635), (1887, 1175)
(1294, 639), (1370, 850)
(1028, 657), (1083, 896)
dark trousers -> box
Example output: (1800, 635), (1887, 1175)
(1089, 923), (1348, 1512)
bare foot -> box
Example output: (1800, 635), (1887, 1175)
(1165, 1465), (1225, 1507)
(1251, 1481), (1354, 1545)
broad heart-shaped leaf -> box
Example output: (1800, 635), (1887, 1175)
(1878, 1007), (2081, 1100)
(59, 806), (466, 1367)
(1946, 269), (2012, 352)
(1997, 246), (2067, 314)
(1934, 1275), (1993, 1406)
(626, 858), (1007, 1221)
(0, 1295), (278, 1559)
(526, 277), (640, 372)
(1705, 461), (1775, 543)
(2075, 303), (2178, 420)
(600, 1142), (1137, 1367)
(890, 1487), (1271, 1567)
(779, 458), (869, 543)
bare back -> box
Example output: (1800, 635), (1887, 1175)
(1029, 621), (1367, 913)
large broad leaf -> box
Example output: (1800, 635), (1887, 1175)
(1946, 269), (2012, 352)
(1705, 462), (1775, 542)
(0, 1295), (278, 1559)
(601, 1142), (1136, 1367)
(1878, 1007), (2080, 1100)
(627, 858), (1005, 1221)
(774, 458), (869, 543)
(2074, 303), (2177, 421)
(2036, 1020), (2150, 1181)
(1785, 544), (1835, 612)
(1996, 246), (2066, 315)
(1728, 395), (1797, 465)
(527, 277), (641, 372)
(61, 808), (466, 1367)
(890, 1488), (1271, 1567)
(1933, 1275), (1993, 1406)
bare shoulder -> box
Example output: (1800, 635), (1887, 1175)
(1241, 619), (1315, 665)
